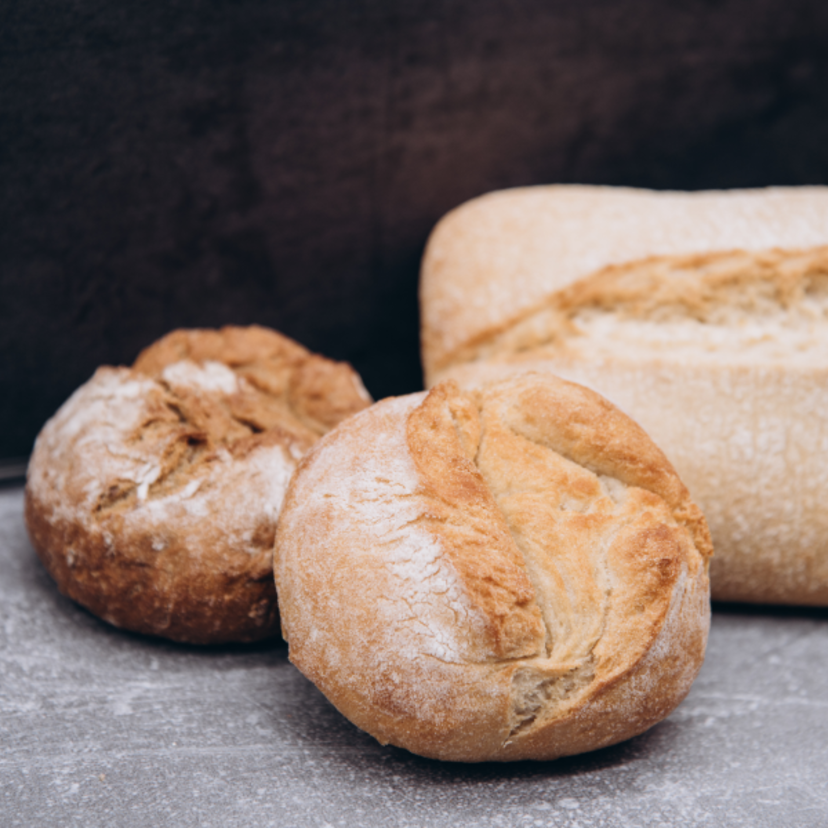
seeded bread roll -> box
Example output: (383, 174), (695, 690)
(25, 325), (371, 644)
(421, 185), (828, 605)
(275, 374), (711, 762)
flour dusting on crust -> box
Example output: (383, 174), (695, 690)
(276, 375), (711, 761)
(161, 360), (239, 395)
(281, 394), (488, 666)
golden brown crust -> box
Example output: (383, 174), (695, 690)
(25, 326), (372, 644)
(134, 324), (371, 435)
(275, 373), (710, 761)
(405, 384), (544, 660)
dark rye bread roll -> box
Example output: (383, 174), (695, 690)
(25, 325), (371, 644)
(275, 374), (712, 762)
(421, 185), (828, 606)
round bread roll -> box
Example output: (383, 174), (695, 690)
(25, 325), (371, 644)
(275, 373), (712, 762)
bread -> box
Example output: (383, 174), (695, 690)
(275, 374), (712, 762)
(25, 325), (371, 644)
(420, 185), (828, 605)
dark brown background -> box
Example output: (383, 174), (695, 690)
(2, 0), (828, 460)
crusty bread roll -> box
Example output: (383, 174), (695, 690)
(25, 325), (371, 644)
(421, 185), (828, 606)
(275, 374), (712, 762)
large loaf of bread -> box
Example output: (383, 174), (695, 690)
(275, 374), (711, 762)
(421, 185), (828, 605)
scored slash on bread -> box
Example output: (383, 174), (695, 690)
(133, 324), (372, 435)
(438, 246), (828, 372)
(275, 374), (711, 762)
(421, 185), (828, 606)
(25, 325), (371, 644)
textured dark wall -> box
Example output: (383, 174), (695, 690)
(2, 0), (828, 459)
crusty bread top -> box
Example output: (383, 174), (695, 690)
(421, 185), (828, 379)
(134, 324), (371, 435)
(32, 325), (371, 536)
(276, 374), (711, 761)
(27, 362), (312, 562)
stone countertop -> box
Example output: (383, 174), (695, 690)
(2, 484), (827, 828)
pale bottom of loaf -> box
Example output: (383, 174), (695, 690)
(438, 359), (828, 606)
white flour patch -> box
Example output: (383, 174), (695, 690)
(161, 360), (239, 395)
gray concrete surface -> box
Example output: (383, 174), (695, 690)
(2, 484), (827, 827)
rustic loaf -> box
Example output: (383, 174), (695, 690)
(275, 374), (712, 762)
(25, 325), (371, 644)
(421, 185), (828, 605)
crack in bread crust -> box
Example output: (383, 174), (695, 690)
(134, 324), (372, 436)
(405, 384), (545, 663)
(436, 246), (828, 376)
